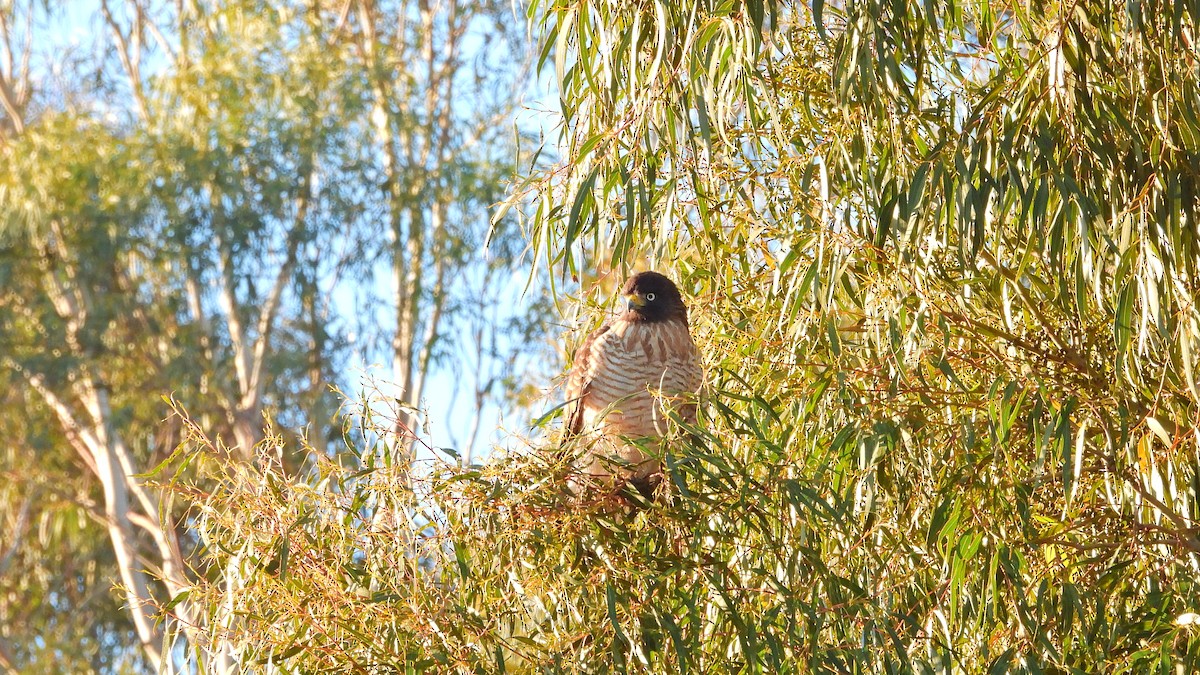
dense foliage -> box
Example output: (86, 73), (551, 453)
(0, 0), (1194, 671)
(168, 0), (1200, 673)
(0, 1), (539, 670)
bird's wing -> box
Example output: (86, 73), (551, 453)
(564, 322), (611, 436)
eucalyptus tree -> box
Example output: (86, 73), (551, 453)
(0, 0), (537, 671)
(166, 0), (1200, 672)
(0, 2), (361, 668)
(348, 0), (534, 451)
(509, 0), (1200, 669)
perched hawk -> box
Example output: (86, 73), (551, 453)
(563, 271), (703, 496)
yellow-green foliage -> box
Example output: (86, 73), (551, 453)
(176, 0), (1200, 672)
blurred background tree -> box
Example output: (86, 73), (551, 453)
(0, 0), (545, 671)
(164, 0), (1200, 672)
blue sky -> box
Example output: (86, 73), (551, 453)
(36, 1), (566, 463)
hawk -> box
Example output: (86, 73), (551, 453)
(563, 271), (703, 496)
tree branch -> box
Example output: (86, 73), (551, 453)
(246, 170), (312, 412)
(0, 71), (24, 137)
(0, 490), (32, 577)
(215, 229), (251, 398)
(100, 0), (151, 122)
(132, 0), (177, 67)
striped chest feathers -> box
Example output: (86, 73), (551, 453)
(584, 317), (701, 404)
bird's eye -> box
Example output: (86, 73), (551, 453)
(645, 293), (656, 301)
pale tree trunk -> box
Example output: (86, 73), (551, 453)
(355, 0), (463, 459)
(408, 198), (449, 436)
(25, 372), (164, 668)
(9, 245), (207, 675)
(15, 193), (313, 673)
(0, 5), (31, 143)
(215, 191), (308, 463)
(358, 0), (416, 449)
(210, 173), (310, 674)
(351, 0), (533, 470)
(4, 5), (313, 665)
(7, 225), (205, 670)
(1, 3), (333, 671)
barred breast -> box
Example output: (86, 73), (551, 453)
(576, 317), (702, 478)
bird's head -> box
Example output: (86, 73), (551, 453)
(622, 271), (688, 323)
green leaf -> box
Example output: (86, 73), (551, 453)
(813, 0), (827, 39)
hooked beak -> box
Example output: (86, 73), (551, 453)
(624, 293), (646, 310)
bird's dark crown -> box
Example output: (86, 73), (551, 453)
(622, 271), (688, 323)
